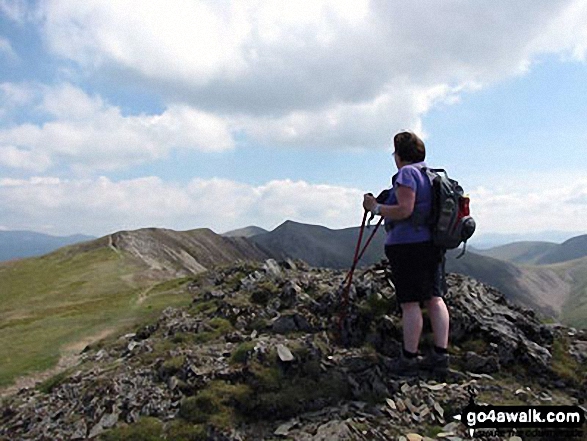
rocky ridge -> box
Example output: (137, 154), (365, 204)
(1, 259), (586, 440)
(110, 228), (271, 277)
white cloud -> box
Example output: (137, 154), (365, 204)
(1, 173), (585, 238)
(3, 2), (585, 155)
(0, 83), (235, 172)
(0, 175), (365, 235)
(471, 174), (587, 235)
(238, 81), (464, 149)
(21, 0), (582, 151)
(0, 0), (31, 23)
(0, 145), (52, 171)
(0, 82), (37, 106)
(1, 1), (586, 241)
(530, 0), (587, 61)
(0, 36), (17, 59)
(0, 82), (39, 124)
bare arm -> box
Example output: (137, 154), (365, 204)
(363, 185), (415, 220)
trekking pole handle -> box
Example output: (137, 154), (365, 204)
(365, 192), (376, 225)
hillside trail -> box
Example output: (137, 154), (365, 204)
(136, 284), (156, 306)
(108, 234), (121, 255)
(1, 282), (158, 399)
(0, 327), (116, 399)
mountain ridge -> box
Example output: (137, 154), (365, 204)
(537, 234), (587, 264)
(0, 230), (95, 262)
(221, 225), (268, 238)
(0, 227), (272, 389)
(474, 234), (587, 265)
(249, 221), (587, 327)
(474, 240), (559, 264)
(4, 222), (586, 327)
(250, 220), (386, 269)
(109, 227), (271, 278)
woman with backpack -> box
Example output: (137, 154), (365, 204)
(363, 131), (450, 376)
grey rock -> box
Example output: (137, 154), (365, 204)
(95, 349), (108, 361)
(99, 412), (119, 429)
(272, 315), (297, 334)
(88, 422), (106, 439)
(280, 280), (302, 309)
(204, 289), (226, 299)
(127, 341), (139, 352)
(463, 352), (500, 374)
(282, 259), (298, 270)
(276, 344), (295, 362)
(312, 420), (352, 440)
(263, 259), (282, 277)
(1, 261), (586, 441)
(70, 420), (87, 440)
(168, 376), (179, 390)
(274, 419), (298, 436)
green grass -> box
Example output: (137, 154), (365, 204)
(558, 259), (587, 328)
(36, 368), (75, 394)
(550, 335), (586, 385)
(0, 241), (193, 388)
(544, 258), (587, 328)
(100, 417), (164, 441)
(230, 341), (256, 364)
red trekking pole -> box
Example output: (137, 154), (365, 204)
(337, 207), (384, 343)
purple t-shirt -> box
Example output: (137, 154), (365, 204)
(384, 162), (432, 245)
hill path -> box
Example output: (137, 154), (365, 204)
(136, 285), (155, 305)
(0, 328), (115, 399)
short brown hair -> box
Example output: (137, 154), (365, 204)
(393, 131), (426, 163)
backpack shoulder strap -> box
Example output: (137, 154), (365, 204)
(421, 167), (447, 178)
(407, 166), (437, 227)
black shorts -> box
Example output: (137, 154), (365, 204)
(385, 241), (443, 304)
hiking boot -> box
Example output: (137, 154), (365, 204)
(421, 350), (449, 375)
(391, 353), (421, 376)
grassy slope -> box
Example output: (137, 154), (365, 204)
(557, 257), (587, 328)
(537, 234), (587, 264)
(475, 241), (557, 264)
(0, 238), (192, 388)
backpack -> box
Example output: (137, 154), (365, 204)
(421, 167), (476, 258)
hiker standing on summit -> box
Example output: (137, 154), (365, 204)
(363, 131), (449, 375)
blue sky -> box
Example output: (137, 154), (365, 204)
(1, 1), (586, 246)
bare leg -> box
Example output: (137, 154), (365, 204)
(400, 301), (423, 353)
(425, 297), (450, 348)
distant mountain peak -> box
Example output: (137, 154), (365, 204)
(0, 230), (95, 262)
(221, 225), (268, 238)
(108, 227), (271, 277)
(278, 219), (301, 228)
(275, 220), (332, 232)
(537, 233), (587, 264)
